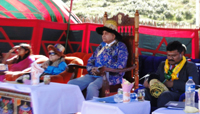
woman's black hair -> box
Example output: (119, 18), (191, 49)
(0, 50), (3, 63)
(0, 50), (2, 57)
(16, 45), (32, 63)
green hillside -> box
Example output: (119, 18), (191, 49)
(64, 0), (196, 24)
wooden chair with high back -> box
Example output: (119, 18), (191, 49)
(99, 10), (139, 97)
(68, 10), (139, 97)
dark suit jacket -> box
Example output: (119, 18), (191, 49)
(156, 61), (199, 94)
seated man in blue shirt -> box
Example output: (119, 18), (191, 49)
(68, 20), (128, 100)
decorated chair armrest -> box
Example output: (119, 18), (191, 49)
(99, 65), (136, 97)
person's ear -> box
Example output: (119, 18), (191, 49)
(113, 34), (116, 39)
(179, 51), (184, 58)
(181, 51), (184, 56)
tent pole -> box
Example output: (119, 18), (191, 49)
(65, 0), (73, 54)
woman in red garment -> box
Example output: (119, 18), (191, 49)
(1, 43), (35, 81)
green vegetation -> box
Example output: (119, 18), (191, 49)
(64, 0), (196, 24)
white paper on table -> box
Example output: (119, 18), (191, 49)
(31, 62), (44, 85)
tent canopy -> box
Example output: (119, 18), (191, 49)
(0, 0), (80, 23)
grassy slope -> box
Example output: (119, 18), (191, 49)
(64, 0), (196, 24)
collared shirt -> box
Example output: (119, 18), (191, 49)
(170, 64), (179, 78)
(170, 64), (176, 70)
(87, 41), (128, 85)
(96, 40), (117, 57)
(106, 40), (116, 47)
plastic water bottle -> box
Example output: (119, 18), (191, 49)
(117, 88), (123, 102)
(185, 76), (195, 108)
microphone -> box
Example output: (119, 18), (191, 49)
(195, 85), (200, 88)
(139, 74), (150, 80)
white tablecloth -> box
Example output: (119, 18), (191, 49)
(0, 82), (85, 114)
(152, 107), (199, 114)
(81, 97), (150, 114)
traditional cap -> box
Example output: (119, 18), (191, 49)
(47, 44), (65, 57)
(96, 20), (122, 41)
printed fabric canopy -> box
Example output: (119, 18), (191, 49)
(0, 0), (80, 23)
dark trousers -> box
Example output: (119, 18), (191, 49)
(145, 88), (182, 108)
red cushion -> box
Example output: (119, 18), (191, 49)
(66, 52), (93, 75)
(82, 53), (92, 75)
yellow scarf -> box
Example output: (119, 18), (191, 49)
(164, 56), (186, 81)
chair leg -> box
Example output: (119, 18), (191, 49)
(82, 89), (87, 98)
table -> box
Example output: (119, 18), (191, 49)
(81, 96), (150, 114)
(152, 107), (199, 114)
(0, 82), (85, 114)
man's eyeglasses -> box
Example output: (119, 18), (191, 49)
(48, 52), (56, 55)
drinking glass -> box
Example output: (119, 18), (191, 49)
(44, 75), (50, 85)
(118, 94), (123, 103)
(23, 75), (30, 83)
(117, 88), (123, 102)
(114, 94), (121, 103)
(117, 88), (123, 94)
(137, 89), (145, 101)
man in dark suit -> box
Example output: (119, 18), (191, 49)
(143, 41), (199, 108)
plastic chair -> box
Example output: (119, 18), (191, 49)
(179, 91), (198, 103)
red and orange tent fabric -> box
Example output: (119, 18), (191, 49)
(0, 0), (80, 23)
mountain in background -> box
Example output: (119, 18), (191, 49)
(63, 0), (195, 24)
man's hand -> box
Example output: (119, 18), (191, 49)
(91, 67), (100, 75)
(91, 66), (108, 76)
(164, 80), (173, 88)
(143, 79), (150, 88)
